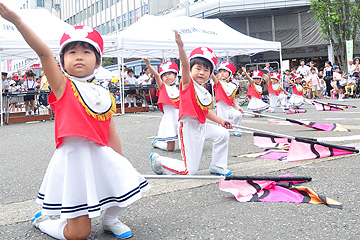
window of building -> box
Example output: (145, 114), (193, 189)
(101, 23), (106, 35)
(129, 10), (134, 24)
(96, 1), (100, 13)
(111, 0), (115, 6)
(117, 16), (122, 30)
(101, 0), (104, 11)
(37, 0), (44, 7)
(105, 0), (109, 9)
(106, 21), (110, 34)
(123, 14), (128, 28)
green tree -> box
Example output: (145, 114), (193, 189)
(310, 0), (360, 72)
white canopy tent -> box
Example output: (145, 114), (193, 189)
(0, 9), (116, 125)
(105, 15), (282, 113)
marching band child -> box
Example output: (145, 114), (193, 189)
(267, 72), (288, 112)
(333, 66), (345, 101)
(150, 30), (233, 176)
(0, 3), (149, 239)
(143, 58), (179, 151)
(288, 74), (305, 109)
(212, 61), (244, 136)
(242, 67), (269, 116)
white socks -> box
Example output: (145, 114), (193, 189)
(38, 219), (67, 240)
(102, 206), (122, 226)
(153, 141), (168, 151)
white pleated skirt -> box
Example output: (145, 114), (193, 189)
(157, 104), (179, 142)
(247, 96), (269, 111)
(288, 94), (304, 106)
(36, 137), (150, 219)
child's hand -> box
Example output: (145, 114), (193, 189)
(0, 3), (21, 24)
(142, 58), (150, 66)
(242, 67), (246, 72)
(174, 30), (184, 48)
(237, 106), (244, 113)
(221, 120), (233, 129)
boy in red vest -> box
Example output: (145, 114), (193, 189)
(150, 31), (232, 176)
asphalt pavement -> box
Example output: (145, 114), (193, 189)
(0, 98), (359, 239)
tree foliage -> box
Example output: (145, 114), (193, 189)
(310, 0), (360, 71)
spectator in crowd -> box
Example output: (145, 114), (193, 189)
(264, 62), (273, 73)
(125, 69), (138, 108)
(323, 61), (333, 98)
(282, 69), (293, 95)
(38, 71), (49, 106)
(15, 79), (25, 112)
(8, 80), (17, 112)
(296, 59), (310, 77)
(351, 57), (360, 75)
(2, 72), (9, 93)
(138, 67), (152, 85)
(24, 71), (38, 115)
(308, 67), (320, 99)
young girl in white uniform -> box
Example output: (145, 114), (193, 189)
(212, 61), (244, 136)
(150, 31), (233, 176)
(267, 72), (288, 112)
(143, 58), (179, 151)
(289, 74), (305, 109)
(242, 67), (269, 115)
(0, 4), (149, 240)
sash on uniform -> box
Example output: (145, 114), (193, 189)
(164, 84), (180, 102)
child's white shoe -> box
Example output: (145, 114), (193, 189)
(103, 221), (132, 239)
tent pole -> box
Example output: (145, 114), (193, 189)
(279, 46), (283, 87)
(121, 53), (125, 115)
(0, 50), (3, 126)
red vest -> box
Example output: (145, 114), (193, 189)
(49, 78), (112, 148)
(179, 80), (209, 124)
(247, 83), (262, 99)
(156, 83), (179, 113)
(292, 85), (303, 96)
(268, 84), (281, 96)
(214, 81), (234, 106)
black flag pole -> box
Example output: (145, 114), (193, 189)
(232, 124), (359, 153)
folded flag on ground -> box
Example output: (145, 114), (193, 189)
(219, 174), (342, 209)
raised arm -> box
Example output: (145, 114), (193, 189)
(242, 67), (253, 85)
(143, 58), (161, 88)
(175, 30), (191, 89)
(211, 73), (219, 86)
(0, 3), (65, 99)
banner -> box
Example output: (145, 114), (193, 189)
(346, 39), (353, 70)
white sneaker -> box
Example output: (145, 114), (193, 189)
(31, 111), (35, 116)
(31, 211), (50, 228)
(25, 111), (29, 116)
(150, 152), (163, 175)
(103, 221), (132, 239)
(209, 167), (232, 176)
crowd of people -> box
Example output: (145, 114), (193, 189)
(1, 70), (50, 115)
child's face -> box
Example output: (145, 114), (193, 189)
(296, 78), (301, 84)
(285, 71), (290, 75)
(28, 76), (34, 81)
(218, 69), (230, 81)
(270, 78), (278, 84)
(161, 72), (176, 85)
(253, 78), (261, 84)
(128, 72), (134, 77)
(311, 69), (316, 74)
(63, 43), (99, 78)
(191, 64), (211, 84)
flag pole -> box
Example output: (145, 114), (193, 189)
(142, 175), (312, 182)
(232, 124), (359, 153)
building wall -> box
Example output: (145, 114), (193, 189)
(59, 0), (149, 35)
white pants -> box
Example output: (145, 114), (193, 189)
(158, 116), (230, 175)
(216, 100), (242, 132)
(268, 93), (287, 112)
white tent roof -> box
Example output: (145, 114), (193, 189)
(106, 15), (281, 59)
(0, 9), (116, 60)
(95, 66), (116, 80)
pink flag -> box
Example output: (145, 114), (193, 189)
(287, 119), (349, 132)
(219, 174), (342, 208)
